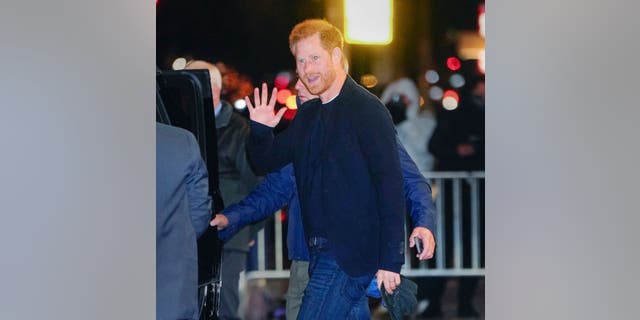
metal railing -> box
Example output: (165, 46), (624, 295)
(246, 171), (484, 279)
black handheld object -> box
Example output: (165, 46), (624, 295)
(414, 236), (423, 255)
(380, 276), (419, 320)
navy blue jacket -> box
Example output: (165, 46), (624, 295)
(248, 76), (406, 276)
(219, 138), (436, 262)
(156, 123), (211, 320)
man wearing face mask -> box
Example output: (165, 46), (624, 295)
(381, 77), (437, 175)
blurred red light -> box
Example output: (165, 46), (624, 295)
(443, 90), (459, 101)
(446, 57), (462, 71)
(275, 75), (290, 90)
(283, 108), (297, 120)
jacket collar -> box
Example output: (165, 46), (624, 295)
(332, 75), (357, 105)
(215, 100), (233, 129)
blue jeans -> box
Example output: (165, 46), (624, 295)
(297, 237), (374, 320)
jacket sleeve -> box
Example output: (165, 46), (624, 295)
(397, 138), (436, 234)
(218, 164), (296, 241)
(184, 131), (213, 238)
(355, 99), (406, 273)
(247, 120), (295, 175)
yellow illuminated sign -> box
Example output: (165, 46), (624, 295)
(344, 0), (393, 45)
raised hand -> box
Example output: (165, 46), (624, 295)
(245, 83), (287, 128)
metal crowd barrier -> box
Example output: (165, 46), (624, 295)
(246, 171), (485, 279)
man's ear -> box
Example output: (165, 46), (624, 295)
(331, 47), (342, 66)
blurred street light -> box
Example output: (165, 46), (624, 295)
(344, 0), (393, 45)
(478, 49), (485, 74)
(277, 89), (292, 104)
(442, 90), (459, 110)
(172, 57), (187, 70)
(449, 73), (465, 88)
(234, 99), (247, 110)
(478, 3), (485, 38)
(446, 57), (462, 71)
(286, 95), (298, 110)
(360, 74), (378, 88)
(425, 70), (440, 84)
(428, 86), (443, 100)
(275, 71), (292, 89)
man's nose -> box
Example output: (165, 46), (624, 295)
(302, 62), (314, 74)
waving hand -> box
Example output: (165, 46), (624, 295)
(245, 83), (286, 128)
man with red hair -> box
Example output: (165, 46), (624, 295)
(244, 19), (408, 319)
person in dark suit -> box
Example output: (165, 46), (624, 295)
(156, 122), (212, 320)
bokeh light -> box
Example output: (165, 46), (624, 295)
(478, 49), (485, 74)
(344, 0), (393, 45)
(442, 97), (458, 110)
(446, 57), (462, 71)
(443, 89), (459, 100)
(233, 99), (247, 110)
(286, 95), (298, 109)
(172, 57), (187, 70)
(277, 89), (292, 104)
(478, 3), (485, 38)
(425, 70), (439, 84)
(449, 73), (466, 88)
(428, 86), (443, 100)
(283, 108), (296, 120)
(360, 74), (378, 88)
(442, 90), (459, 110)
(274, 71), (292, 89)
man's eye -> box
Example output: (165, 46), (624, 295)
(312, 56), (319, 61)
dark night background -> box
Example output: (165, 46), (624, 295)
(156, 0), (482, 86)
